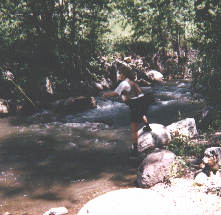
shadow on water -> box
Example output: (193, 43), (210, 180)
(0, 116), (137, 205)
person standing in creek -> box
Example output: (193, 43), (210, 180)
(103, 65), (152, 158)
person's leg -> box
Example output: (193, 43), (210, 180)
(131, 122), (139, 144)
(130, 122), (139, 158)
(139, 97), (151, 132)
(143, 114), (152, 132)
(128, 98), (148, 158)
(143, 115), (148, 124)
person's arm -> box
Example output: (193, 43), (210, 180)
(103, 91), (119, 99)
(103, 80), (130, 99)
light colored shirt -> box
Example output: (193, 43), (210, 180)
(114, 78), (131, 95)
(114, 78), (144, 100)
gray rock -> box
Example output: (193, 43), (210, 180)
(145, 70), (164, 82)
(138, 124), (171, 153)
(166, 118), (198, 138)
(137, 149), (175, 188)
(194, 172), (208, 186)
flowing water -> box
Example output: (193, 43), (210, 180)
(0, 79), (204, 214)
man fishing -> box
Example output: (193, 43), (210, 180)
(103, 65), (151, 158)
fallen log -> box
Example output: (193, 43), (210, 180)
(51, 97), (97, 114)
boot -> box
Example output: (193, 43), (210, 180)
(129, 143), (139, 159)
(143, 123), (152, 132)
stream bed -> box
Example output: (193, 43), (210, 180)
(0, 79), (204, 214)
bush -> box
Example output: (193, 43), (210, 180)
(166, 135), (206, 157)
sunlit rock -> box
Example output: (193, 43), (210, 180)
(194, 172), (208, 186)
(0, 99), (9, 114)
(166, 118), (198, 138)
(100, 78), (112, 90)
(44, 207), (68, 215)
(124, 56), (132, 63)
(0, 104), (8, 114)
(145, 70), (164, 82)
(194, 169), (221, 188)
(138, 123), (171, 153)
(77, 188), (175, 215)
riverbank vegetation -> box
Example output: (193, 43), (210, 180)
(0, 0), (220, 124)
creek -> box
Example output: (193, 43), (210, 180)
(0, 79), (204, 214)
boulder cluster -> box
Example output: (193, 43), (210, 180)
(136, 118), (198, 188)
(78, 118), (221, 215)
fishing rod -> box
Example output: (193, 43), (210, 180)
(0, 66), (36, 108)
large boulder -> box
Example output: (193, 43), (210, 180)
(138, 124), (171, 153)
(78, 183), (221, 215)
(77, 188), (176, 215)
(137, 149), (175, 188)
(51, 97), (97, 114)
(138, 119), (197, 154)
(166, 118), (198, 138)
(145, 70), (164, 82)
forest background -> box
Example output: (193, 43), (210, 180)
(0, 0), (220, 125)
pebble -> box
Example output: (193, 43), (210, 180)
(43, 207), (68, 215)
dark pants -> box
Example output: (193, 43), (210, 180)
(126, 96), (149, 123)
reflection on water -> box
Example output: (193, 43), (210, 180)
(0, 79), (204, 214)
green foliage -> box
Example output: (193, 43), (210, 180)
(0, 0), (111, 99)
(210, 110), (221, 131)
(193, 0), (221, 106)
(109, 0), (197, 77)
(170, 157), (189, 178)
(117, 0), (195, 52)
(0, 0), (220, 104)
(166, 136), (206, 157)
